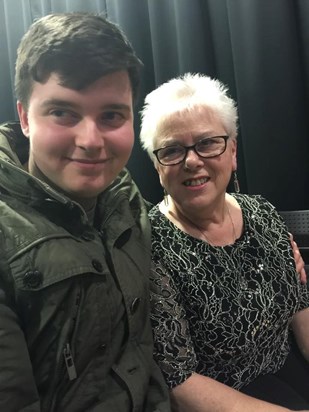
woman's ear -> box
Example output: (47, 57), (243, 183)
(154, 162), (163, 185)
(231, 138), (237, 171)
(17, 101), (30, 138)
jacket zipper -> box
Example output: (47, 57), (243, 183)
(63, 343), (77, 380)
(47, 285), (82, 411)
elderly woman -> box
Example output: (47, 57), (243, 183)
(139, 73), (309, 412)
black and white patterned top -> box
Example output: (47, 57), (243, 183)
(149, 194), (309, 390)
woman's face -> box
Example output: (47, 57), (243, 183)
(155, 107), (237, 214)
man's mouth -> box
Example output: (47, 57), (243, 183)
(71, 158), (105, 164)
(183, 177), (210, 187)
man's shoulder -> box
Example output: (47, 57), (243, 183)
(105, 168), (146, 208)
(0, 121), (29, 164)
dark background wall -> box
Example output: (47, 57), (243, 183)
(1, 0), (308, 210)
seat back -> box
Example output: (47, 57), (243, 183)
(279, 210), (309, 274)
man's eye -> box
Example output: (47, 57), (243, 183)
(49, 109), (79, 125)
(50, 109), (78, 119)
(103, 112), (119, 120)
(50, 109), (67, 117)
(101, 111), (125, 126)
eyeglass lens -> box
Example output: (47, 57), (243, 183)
(156, 136), (227, 165)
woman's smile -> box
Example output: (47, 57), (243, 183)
(183, 176), (210, 187)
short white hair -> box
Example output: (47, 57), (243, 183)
(139, 72), (238, 162)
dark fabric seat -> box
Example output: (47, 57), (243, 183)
(279, 210), (309, 278)
(241, 339), (309, 409)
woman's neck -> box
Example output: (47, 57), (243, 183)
(162, 194), (240, 246)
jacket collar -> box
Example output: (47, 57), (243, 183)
(0, 122), (139, 240)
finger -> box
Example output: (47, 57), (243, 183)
(300, 268), (307, 285)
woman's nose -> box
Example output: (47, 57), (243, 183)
(184, 147), (204, 169)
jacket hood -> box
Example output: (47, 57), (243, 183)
(0, 121), (77, 206)
(0, 122), (101, 235)
(0, 121), (28, 167)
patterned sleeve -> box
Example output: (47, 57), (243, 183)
(255, 195), (309, 311)
(149, 255), (197, 388)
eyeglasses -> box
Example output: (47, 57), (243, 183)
(153, 135), (229, 166)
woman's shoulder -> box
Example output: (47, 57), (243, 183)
(148, 202), (172, 239)
(148, 202), (161, 221)
(231, 193), (287, 235)
(231, 193), (277, 213)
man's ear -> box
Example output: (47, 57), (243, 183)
(17, 101), (29, 137)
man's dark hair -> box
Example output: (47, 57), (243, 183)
(15, 12), (143, 109)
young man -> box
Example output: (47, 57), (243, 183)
(0, 12), (170, 411)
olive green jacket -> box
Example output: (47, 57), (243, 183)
(0, 122), (170, 412)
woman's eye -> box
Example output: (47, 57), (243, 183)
(165, 147), (180, 155)
(200, 139), (213, 147)
(161, 146), (183, 159)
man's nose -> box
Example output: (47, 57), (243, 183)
(76, 120), (104, 150)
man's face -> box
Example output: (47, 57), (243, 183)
(17, 71), (134, 203)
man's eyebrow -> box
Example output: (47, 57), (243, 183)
(40, 100), (131, 112)
(40, 99), (77, 109)
(103, 103), (132, 112)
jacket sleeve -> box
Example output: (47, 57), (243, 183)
(144, 360), (171, 411)
(0, 280), (41, 411)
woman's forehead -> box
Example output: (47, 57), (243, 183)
(157, 107), (224, 138)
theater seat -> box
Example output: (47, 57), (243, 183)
(279, 210), (309, 278)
